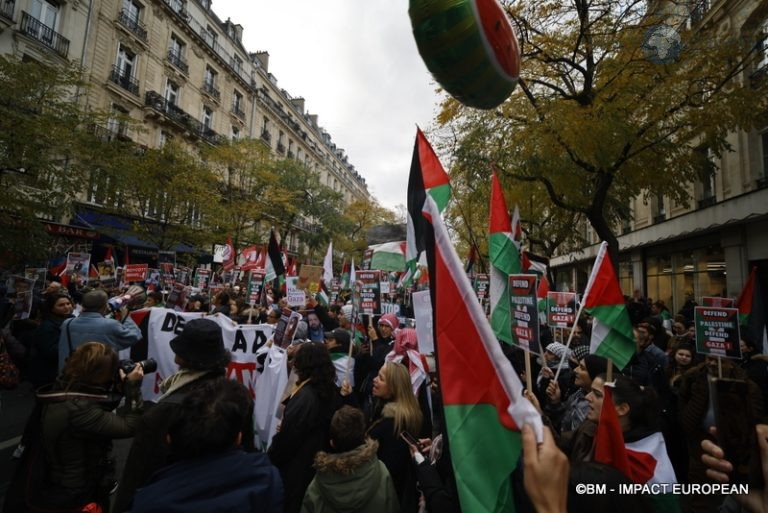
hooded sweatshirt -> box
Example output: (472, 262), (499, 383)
(301, 439), (399, 513)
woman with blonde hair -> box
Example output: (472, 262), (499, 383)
(367, 361), (423, 513)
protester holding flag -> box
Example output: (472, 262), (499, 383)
(385, 327), (432, 438)
(590, 375), (681, 513)
(367, 361), (423, 513)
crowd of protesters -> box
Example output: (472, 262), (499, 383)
(1, 272), (768, 513)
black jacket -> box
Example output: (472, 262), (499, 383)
(268, 382), (340, 513)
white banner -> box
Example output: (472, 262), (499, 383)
(412, 290), (434, 354)
(139, 309), (283, 447)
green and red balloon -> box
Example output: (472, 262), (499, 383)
(409, 0), (520, 109)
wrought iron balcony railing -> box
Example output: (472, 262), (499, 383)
(116, 9), (147, 41)
(20, 11), (69, 58)
(109, 65), (140, 96)
(167, 49), (188, 74)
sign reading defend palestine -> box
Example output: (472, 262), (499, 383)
(356, 270), (381, 315)
(509, 274), (541, 354)
(547, 291), (578, 328)
(246, 271), (266, 305)
(694, 306), (742, 359)
(474, 273), (489, 301)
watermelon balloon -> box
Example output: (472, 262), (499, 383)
(409, 0), (520, 109)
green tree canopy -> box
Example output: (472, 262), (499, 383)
(439, 0), (768, 264)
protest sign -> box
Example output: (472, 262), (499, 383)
(10, 276), (34, 320)
(24, 268), (47, 294)
(247, 271), (266, 305)
(124, 264), (149, 283)
(297, 264), (324, 293)
(97, 261), (116, 285)
(361, 249), (373, 270)
(164, 283), (189, 311)
(412, 289), (434, 354)
(547, 291), (578, 328)
(509, 274), (540, 353)
(474, 273), (490, 301)
(146, 268), (161, 289)
(65, 252), (91, 280)
(285, 277), (306, 308)
(194, 268), (211, 290)
(381, 302), (400, 315)
(281, 311), (303, 347)
(702, 297), (735, 308)
(694, 306), (741, 359)
(159, 263), (175, 289)
(356, 271), (381, 315)
(175, 266), (191, 286)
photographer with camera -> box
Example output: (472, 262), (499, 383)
(58, 289), (142, 371)
(4, 341), (144, 513)
(114, 318), (234, 513)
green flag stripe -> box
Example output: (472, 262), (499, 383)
(444, 403), (521, 513)
(489, 232), (521, 275)
(428, 183), (452, 213)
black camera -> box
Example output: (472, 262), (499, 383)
(119, 358), (157, 374)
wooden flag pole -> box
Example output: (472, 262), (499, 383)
(368, 315), (374, 356)
(247, 305), (254, 324)
(717, 355), (723, 380)
(606, 358), (614, 383)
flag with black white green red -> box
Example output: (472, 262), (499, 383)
(736, 266), (768, 351)
(583, 242), (635, 369)
(265, 228), (285, 283)
(489, 170), (522, 344)
(422, 194), (542, 513)
(404, 127), (451, 285)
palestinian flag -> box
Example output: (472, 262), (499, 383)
(737, 267), (768, 350)
(523, 251), (549, 316)
(265, 228), (285, 283)
(405, 127), (451, 285)
(595, 384), (680, 513)
(489, 171), (521, 344)
(422, 194), (542, 513)
(583, 242), (635, 369)
(222, 235), (235, 271)
(369, 241), (407, 272)
(340, 260), (351, 289)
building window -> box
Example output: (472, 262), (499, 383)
(202, 106), (213, 130)
(29, 0), (57, 29)
(158, 130), (171, 146)
(232, 55), (242, 73)
(122, 0), (140, 24)
(231, 126), (239, 140)
(165, 79), (179, 106)
(204, 25), (217, 47)
(758, 20), (768, 76)
(694, 145), (716, 207)
(232, 90), (243, 117)
(651, 193), (665, 223)
(203, 66), (219, 99)
(167, 34), (187, 72)
(106, 104), (128, 138)
(115, 44), (136, 78)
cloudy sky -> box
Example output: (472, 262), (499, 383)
(212, 0), (443, 210)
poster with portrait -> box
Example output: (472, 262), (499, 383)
(64, 252), (91, 281)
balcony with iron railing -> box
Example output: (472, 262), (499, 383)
(109, 66), (140, 96)
(116, 9), (147, 42)
(698, 195), (716, 209)
(260, 130), (271, 143)
(167, 49), (188, 74)
(202, 80), (220, 101)
(276, 142), (285, 154)
(200, 126), (223, 145)
(1, 0), (14, 22)
(20, 11), (69, 58)
(146, 90), (200, 133)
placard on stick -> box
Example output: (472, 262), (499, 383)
(509, 274), (541, 354)
(246, 271), (266, 305)
(694, 306), (741, 359)
(124, 264), (149, 283)
(474, 273), (489, 302)
(356, 271), (381, 315)
(547, 291), (578, 328)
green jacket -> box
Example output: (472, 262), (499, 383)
(301, 439), (400, 513)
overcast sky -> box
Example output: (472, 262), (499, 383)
(211, 0), (443, 210)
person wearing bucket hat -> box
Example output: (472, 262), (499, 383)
(114, 318), (236, 513)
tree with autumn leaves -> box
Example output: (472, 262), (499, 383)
(439, 0), (768, 265)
